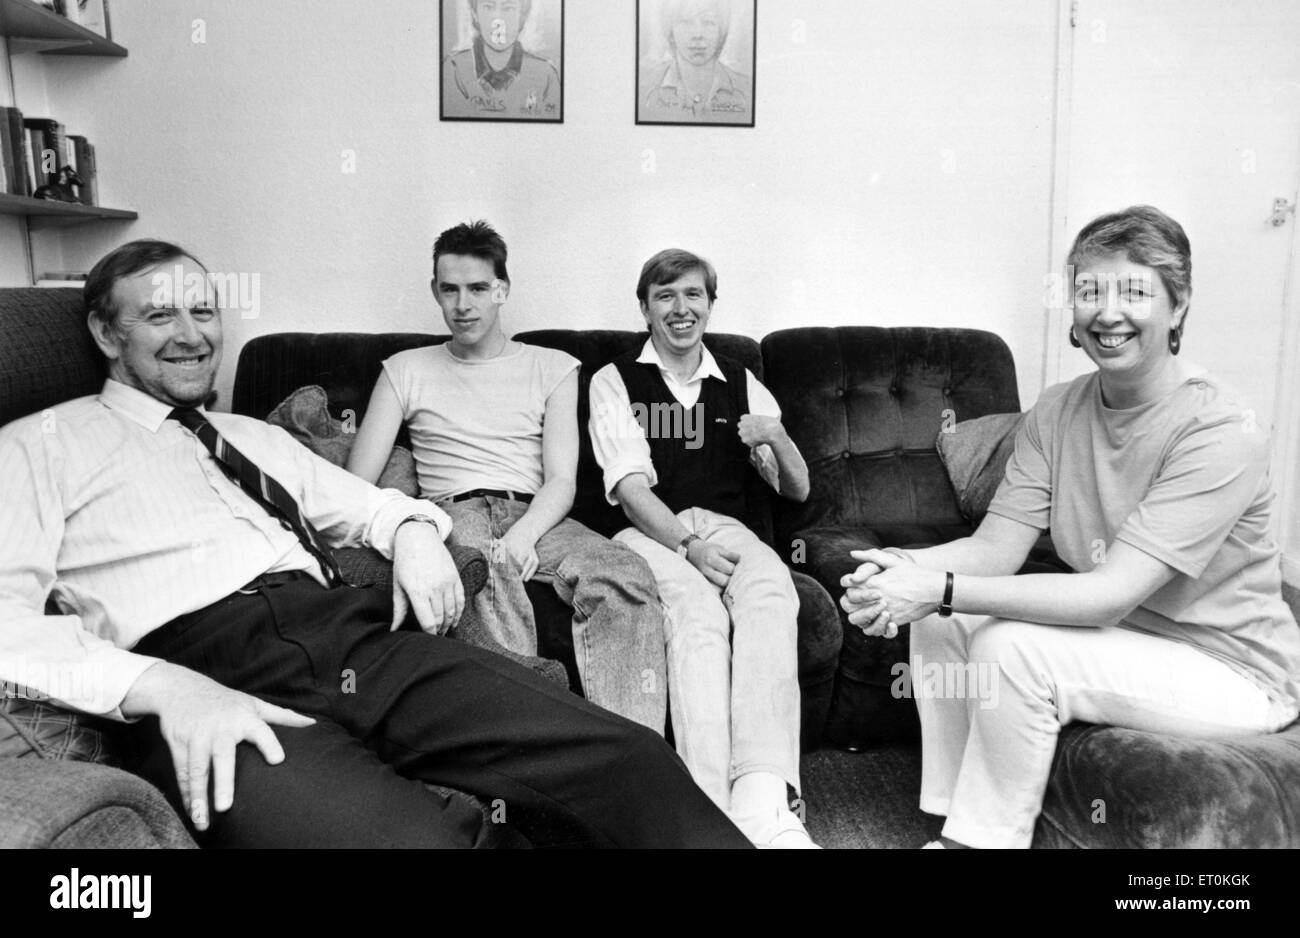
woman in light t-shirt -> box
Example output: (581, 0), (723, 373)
(841, 205), (1300, 849)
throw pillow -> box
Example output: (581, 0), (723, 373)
(266, 385), (419, 496)
(936, 412), (1025, 524)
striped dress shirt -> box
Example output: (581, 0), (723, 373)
(0, 380), (450, 720)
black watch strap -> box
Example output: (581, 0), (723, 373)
(938, 571), (955, 618)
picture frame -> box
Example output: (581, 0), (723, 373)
(636, 0), (756, 128)
(440, 0), (565, 124)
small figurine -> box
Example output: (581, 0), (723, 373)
(34, 166), (84, 203)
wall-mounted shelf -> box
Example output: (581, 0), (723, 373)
(0, 0), (127, 56)
(0, 192), (136, 226)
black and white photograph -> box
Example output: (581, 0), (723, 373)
(636, 0), (755, 126)
(1, 0), (1299, 908)
(440, 0), (564, 122)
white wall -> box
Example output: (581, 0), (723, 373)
(5, 0), (1060, 411)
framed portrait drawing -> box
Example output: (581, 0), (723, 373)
(440, 0), (565, 123)
(636, 0), (756, 127)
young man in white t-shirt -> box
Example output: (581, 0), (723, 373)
(587, 248), (817, 847)
(347, 221), (666, 731)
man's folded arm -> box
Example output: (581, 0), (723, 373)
(271, 423), (453, 558)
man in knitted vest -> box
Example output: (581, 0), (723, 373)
(588, 248), (817, 848)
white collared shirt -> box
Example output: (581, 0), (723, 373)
(588, 339), (782, 505)
(0, 380), (448, 719)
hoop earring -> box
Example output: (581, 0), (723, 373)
(1068, 327), (1082, 348)
(1169, 326), (1182, 355)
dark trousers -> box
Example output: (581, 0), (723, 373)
(130, 575), (750, 849)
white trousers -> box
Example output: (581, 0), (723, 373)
(615, 508), (802, 809)
(910, 612), (1298, 848)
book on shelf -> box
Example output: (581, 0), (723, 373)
(4, 117), (98, 205)
(1, 107), (31, 197)
(69, 135), (97, 205)
(0, 113), (13, 196)
(23, 118), (64, 193)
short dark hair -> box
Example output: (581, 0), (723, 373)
(1067, 205), (1192, 312)
(636, 248), (717, 305)
(433, 220), (510, 283)
(84, 239), (205, 327)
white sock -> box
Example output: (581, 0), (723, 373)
(729, 771), (790, 819)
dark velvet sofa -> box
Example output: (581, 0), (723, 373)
(760, 325), (1300, 847)
(231, 328), (844, 751)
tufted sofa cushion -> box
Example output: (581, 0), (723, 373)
(760, 327), (1022, 545)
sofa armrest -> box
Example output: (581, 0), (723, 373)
(0, 759), (197, 849)
(791, 570), (842, 750)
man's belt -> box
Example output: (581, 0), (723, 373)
(446, 489), (534, 504)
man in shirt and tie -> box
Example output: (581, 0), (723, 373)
(587, 248), (816, 847)
(0, 239), (750, 849)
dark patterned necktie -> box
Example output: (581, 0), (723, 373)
(171, 408), (342, 587)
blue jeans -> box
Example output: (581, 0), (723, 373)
(438, 496), (668, 733)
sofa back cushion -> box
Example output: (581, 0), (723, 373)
(231, 332), (446, 421)
(760, 327), (1021, 544)
(0, 288), (105, 428)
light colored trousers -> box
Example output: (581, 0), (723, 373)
(615, 508), (802, 809)
(911, 611), (1299, 848)
(440, 496), (667, 733)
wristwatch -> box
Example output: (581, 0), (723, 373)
(938, 571), (955, 618)
(677, 533), (701, 558)
(396, 514), (442, 539)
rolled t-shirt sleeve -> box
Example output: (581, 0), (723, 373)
(542, 349), (580, 400)
(1116, 416), (1267, 578)
(589, 364), (657, 505)
(985, 396), (1054, 531)
(380, 355), (416, 419)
